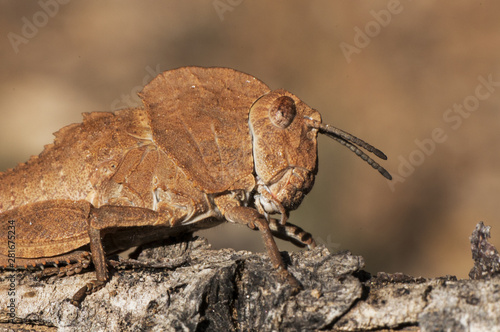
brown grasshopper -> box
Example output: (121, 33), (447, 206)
(0, 67), (391, 305)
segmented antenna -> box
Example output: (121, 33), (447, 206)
(305, 118), (392, 180)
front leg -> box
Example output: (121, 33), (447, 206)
(220, 202), (302, 293)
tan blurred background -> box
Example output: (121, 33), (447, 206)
(1, 1), (499, 279)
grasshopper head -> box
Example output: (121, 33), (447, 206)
(249, 89), (391, 224)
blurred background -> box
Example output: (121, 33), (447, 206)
(1, 1), (499, 279)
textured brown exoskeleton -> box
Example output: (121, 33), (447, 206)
(0, 67), (391, 305)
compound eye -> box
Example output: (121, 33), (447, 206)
(269, 96), (296, 129)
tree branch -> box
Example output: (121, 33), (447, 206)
(1, 223), (499, 331)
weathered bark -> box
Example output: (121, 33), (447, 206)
(0, 223), (499, 332)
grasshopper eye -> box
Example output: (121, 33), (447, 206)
(269, 96), (296, 129)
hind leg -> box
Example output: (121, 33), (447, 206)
(71, 204), (187, 305)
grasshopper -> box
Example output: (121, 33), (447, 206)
(0, 67), (391, 305)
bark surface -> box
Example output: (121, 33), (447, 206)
(0, 222), (499, 332)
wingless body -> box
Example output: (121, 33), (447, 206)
(0, 67), (391, 304)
